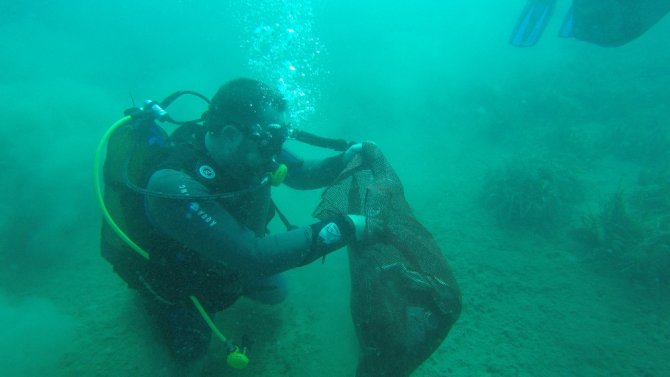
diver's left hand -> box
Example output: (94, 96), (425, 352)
(343, 143), (363, 165)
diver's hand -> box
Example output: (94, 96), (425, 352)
(312, 214), (356, 246)
(343, 143), (363, 165)
(347, 215), (385, 243)
(311, 214), (384, 249)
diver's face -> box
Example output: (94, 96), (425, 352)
(234, 108), (289, 171)
(235, 135), (268, 171)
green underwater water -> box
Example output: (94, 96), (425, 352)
(1, 0), (669, 376)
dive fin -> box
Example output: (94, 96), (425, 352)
(510, 0), (557, 47)
(558, 4), (575, 38)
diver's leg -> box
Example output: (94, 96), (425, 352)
(140, 291), (213, 364)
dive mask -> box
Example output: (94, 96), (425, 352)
(247, 122), (292, 158)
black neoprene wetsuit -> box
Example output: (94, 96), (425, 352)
(144, 147), (349, 285)
(101, 134), (354, 362)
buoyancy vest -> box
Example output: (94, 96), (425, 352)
(154, 128), (275, 237)
(101, 122), (273, 311)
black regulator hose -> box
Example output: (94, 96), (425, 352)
(291, 129), (354, 152)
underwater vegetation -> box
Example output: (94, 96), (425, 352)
(600, 116), (670, 166)
(481, 156), (583, 234)
(572, 168), (670, 290)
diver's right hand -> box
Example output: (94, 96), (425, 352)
(310, 214), (384, 251)
(347, 215), (385, 243)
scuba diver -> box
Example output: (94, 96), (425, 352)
(510, 0), (670, 47)
(97, 78), (380, 367)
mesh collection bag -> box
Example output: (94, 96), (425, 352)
(314, 142), (461, 377)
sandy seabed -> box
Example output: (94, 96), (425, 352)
(4, 152), (668, 377)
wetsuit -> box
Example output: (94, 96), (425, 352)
(145, 149), (347, 282)
(105, 133), (352, 362)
